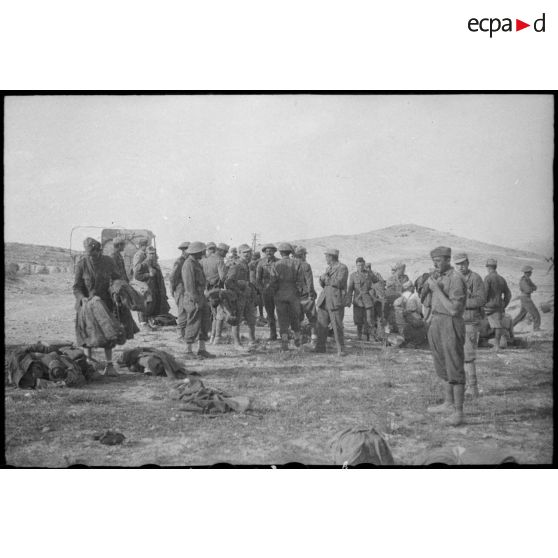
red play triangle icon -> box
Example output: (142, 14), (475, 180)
(516, 19), (530, 31)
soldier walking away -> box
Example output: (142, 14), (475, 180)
(205, 243), (230, 344)
(294, 246), (318, 346)
(423, 246), (467, 427)
(133, 247), (170, 329)
(171, 241), (190, 339)
(314, 248), (349, 357)
(181, 241), (215, 359)
(256, 244), (279, 341)
(111, 236), (129, 282)
(225, 244), (258, 351)
(512, 265), (542, 331)
(483, 258), (512, 351)
(271, 243), (304, 350)
(454, 253), (486, 398)
(346, 257), (378, 341)
(250, 250), (266, 324)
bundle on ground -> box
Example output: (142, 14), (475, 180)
(171, 377), (251, 414)
(7, 343), (95, 388)
(330, 427), (395, 466)
(118, 347), (187, 379)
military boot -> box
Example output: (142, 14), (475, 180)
(465, 362), (479, 399)
(184, 342), (198, 360)
(357, 325), (363, 341)
(231, 326), (244, 351)
(293, 331), (301, 348)
(280, 334), (289, 351)
(268, 322), (278, 341)
(212, 319), (225, 345)
(444, 384), (465, 426)
(427, 382), (455, 414)
(197, 340), (216, 359)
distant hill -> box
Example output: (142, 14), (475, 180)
(5, 242), (79, 268)
(287, 224), (550, 282)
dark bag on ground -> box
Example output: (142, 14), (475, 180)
(330, 427), (395, 466)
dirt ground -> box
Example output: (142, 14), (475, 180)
(4, 272), (554, 466)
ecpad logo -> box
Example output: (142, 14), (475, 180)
(468, 13), (546, 37)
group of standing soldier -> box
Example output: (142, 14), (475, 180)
(74, 235), (544, 429)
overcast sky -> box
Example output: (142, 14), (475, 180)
(4, 94), (554, 259)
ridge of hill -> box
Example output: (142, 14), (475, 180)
(289, 224), (550, 280)
(5, 242), (79, 267)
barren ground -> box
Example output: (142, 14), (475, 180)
(4, 272), (554, 466)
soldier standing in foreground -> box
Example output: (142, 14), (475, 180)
(512, 265), (541, 331)
(171, 241), (190, 340)
(314, 248), (349, 357)
(346, 257), (378, 341)
(294, 246), (318, 346)
(225, 244), (257, 351)
(256, 244), (279, 341)
(483, 258), (512, 351)
(271, 242), (304, 350)
(181, 241), (214, 359)
(454, 253), (486, 398)
(423, 246), (467, 427)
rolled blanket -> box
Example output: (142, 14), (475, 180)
(76, 297), (127, 348)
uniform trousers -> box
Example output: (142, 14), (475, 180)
(464, 323), (479, 362)
(275, 296), (301, 335)
(183, 299), (211, 343)
(512, 296), (541, 329)
(316, 305), (345, 350)
(427, 312), (466, 385)
(262, 290), (277, 329)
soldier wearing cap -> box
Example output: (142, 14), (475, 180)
(512, 265), (541, 331)
(171, 242), (190, 338)
(454, 253), (486, 398)
(422, 246), (467, 426)
(130, 237), (149, 279)
(225, 244), (257, 350)
(367, 263), (386, 340)
(346, 257), (379, 341)
(256, 244), (279, 340)
(111, 236), (129, 282)
(205, 243), (230, 344)
(181, 241), (214, 359)
(483, 258), (512, 351)
(294, 246), (318, 345)
(249, 250), (266, 323)
(314, 248), (349, 357)
(270, 242), (304, 350)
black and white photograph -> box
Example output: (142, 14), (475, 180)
(3, 93), (554, 466)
